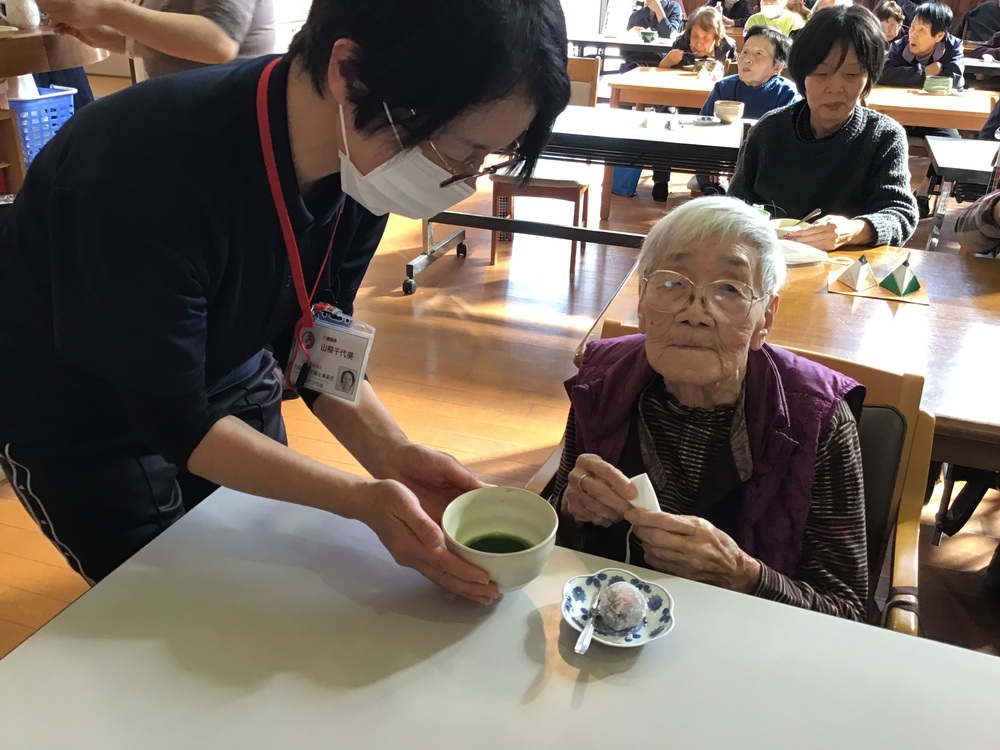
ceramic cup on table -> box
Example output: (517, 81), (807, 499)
(923, 75), (953, 95)
(771, 217), (805, 239)
(713, 100), (745, 124)
(713, 99), (743, 125)
(442, 486), (558, 593)
(640, 29), (657, 42)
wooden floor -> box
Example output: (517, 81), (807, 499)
(1, 81), (997, 660)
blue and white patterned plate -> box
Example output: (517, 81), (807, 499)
(561, 567), (675, 648)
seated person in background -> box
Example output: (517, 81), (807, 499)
(729, 5), (918, 250)
(38, 0), (274, 79)
(650, 7), (736, 199)
(956, 188), (1000, 257)
(745, 0), (805, 38)
(874, 0), (906, 44)
(549, 197), (869, 622)
(624, 0), (685, 69)
(880, 2), (963, 216)
(969, 28), (1000, 59)
(658, 7), (738, 69)
(979, 96), (1000, 139)
(703, 27), (798, 117)
(957, 0), (1000, 43)
(705, 0), (754, 29)
(694, 26), (799, 195)
(880, 2), (964, 92)
(787, 0), (812, 24)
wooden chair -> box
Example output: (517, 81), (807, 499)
(528, 319), (933, 636)
(488, 57), (600, 272)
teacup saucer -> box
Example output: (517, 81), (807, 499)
(561, 567), (675, 648)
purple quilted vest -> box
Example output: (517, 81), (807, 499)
(568, 334), (865, 578)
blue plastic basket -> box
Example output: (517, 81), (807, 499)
(8, 86), (77, 167)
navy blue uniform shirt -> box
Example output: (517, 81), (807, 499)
(0, 55), (388, 463)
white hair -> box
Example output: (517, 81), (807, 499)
(638, 196), (788, 299)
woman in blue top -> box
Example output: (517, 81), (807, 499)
(695, 26), (800, 195)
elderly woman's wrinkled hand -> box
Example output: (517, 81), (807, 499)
(625, 508), (762, 593)
(790, 215), (871, 251)
(562, 454), (636, 527)
(659, 49), (684, 69)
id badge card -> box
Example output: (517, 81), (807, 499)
(288, 305), (374, 404)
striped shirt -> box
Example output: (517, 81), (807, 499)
(550, 377), (868, 621)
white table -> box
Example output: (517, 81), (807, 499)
(548, 105), (748, 219)
(925, 135), (999, 249)
(1, 488), (999, 749)
(568, 31), (677, 57)
(964, 58), (1000, 79)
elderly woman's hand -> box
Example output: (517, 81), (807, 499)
(624, 508), (762, 593)
(562, 454), (636, 527)
(659, 49), (684, 68)
(791, 215), (873, 251)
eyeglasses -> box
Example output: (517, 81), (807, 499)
(641, 270), (765, 324)
(381, 102), (524, 188)
(433, 143), (524, 188)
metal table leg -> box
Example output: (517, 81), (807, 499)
(926, 179), (952, 252)
(402, 220), (467, 295)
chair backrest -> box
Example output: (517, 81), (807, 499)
(568, 56), (602, 107)
(593, 319), (932, 630)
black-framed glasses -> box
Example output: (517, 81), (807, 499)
(641, 270), (765, 324)
(382, 102), (525, 188)
(437, 153), (524, 188)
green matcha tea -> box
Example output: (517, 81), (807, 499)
(464, 532), (532, 554)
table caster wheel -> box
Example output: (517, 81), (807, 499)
(457, 242), (467, 258)
(403, 278), (417, 295)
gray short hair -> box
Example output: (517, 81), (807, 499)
(638, 196), (788, 299)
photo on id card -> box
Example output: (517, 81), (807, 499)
(289, 313), (374, 404)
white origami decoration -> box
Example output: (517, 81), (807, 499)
(836, 254), (878, 291)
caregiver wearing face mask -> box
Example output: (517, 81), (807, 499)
(0, 0), (569, 604)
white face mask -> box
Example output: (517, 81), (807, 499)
(760, 3), (784, 18)
(337, 103), (475, 219)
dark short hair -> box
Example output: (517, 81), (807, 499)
(743, 25), (792, 66)
(787, 5), (886, 98)
(874, 0), (904, 25)
(288, 0), (570, 180)
(912, 2), (953, 36)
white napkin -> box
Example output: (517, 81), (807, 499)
(8, 75), (39, 100)
(628, 473), (659, 513)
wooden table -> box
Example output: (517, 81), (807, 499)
(1, 487), (998, 749)
(608, 68), (996, 131)
(865, 86), (995, 132)
(0, 28), (108, 80)
(546, 105), (746, 220)
(581, 247), (1000, 471)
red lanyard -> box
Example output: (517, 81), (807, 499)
(256, 57), (345, 338)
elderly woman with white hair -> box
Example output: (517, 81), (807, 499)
(549, 197), (869, 621)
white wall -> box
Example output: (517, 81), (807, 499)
(562, 0), (603, 35)
(273, 0), (312, 53)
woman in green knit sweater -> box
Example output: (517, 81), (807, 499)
(730, 5), (918, 251)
